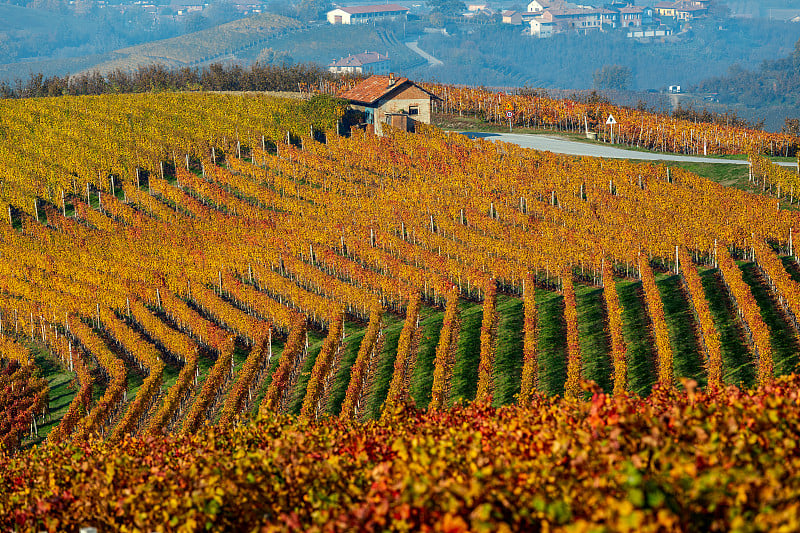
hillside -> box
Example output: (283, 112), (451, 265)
(2, 91), (800, 528)
(0, 4), (101, 80)
(693, 38), (800, 131)
(80, 13), (302, 74)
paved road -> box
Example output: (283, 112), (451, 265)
(405, 41), (443, 67)
(461, 132), (797, 167)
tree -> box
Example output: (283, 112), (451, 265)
(783, 118), (800, 137)
(793, 38), (800, 72)
(592, 64), (632, 90)
(428, 0), (466, 16)
(297, 0), (331, 21)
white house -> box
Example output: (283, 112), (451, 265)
(527, 0), (572, 13)
(328, 52), (391, 74)
(530, 17), (555, 36)
(327, 4), (409, 24)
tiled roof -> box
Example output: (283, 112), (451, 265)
(339, 75), (440, 105)
(328, 52), (389, 68)
(337, 4), (409, 14)
(619, 6), (643, 13)
(548, 7), (601, 16)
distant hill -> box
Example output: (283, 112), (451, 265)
(238, 24), (426, 75)
(0, 4), (97, 80)
(79, 13), (302, 75)
(0, 4), (78, 32)
(692, 39), (800, 131)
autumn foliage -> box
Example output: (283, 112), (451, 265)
(7, 376), (800, 531)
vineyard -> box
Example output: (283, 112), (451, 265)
(2, 91), (800, 529)
(425, 84), (800, 157)
(83, 13), (301, 74)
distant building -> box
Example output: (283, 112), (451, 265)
(618, 5), (643, 27)
(339, 74), (441, 136)
(528, 0), (677, 36)
(527, 0), (569, 13)
(328, 52), (391, 74)
(326, 4), (409, 24)
(627, 26), (673, 38)
(539, 7), (604, 33)
(654, 1), (709, 20)
(502, 10), (524, 24)
(530, 17), (556, 36)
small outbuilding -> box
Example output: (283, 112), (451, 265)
(339, 74), (441, 136)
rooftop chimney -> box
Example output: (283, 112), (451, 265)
(389, 72), (395, 86)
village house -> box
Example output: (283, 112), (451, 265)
(618, 5), (643, 27)
(328, 52), (391, 75)
(527, 0), (571, 13)
(538, 7), (604, 34)
(530, 17), (556, 36)
(654, 0), (709, 20)
(339, 74), (441, 136)
(326, 4), (409, 24)
(502, 10), (524, 24)
(529, 1), (680, 37)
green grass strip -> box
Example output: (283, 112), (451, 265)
(364, 313), (404, 420)
(450, 300), (483, 404)
(617, 280), (657, 396)
(287, 329), (325, 416)
(327, 321), (367, 417)
(536, 289), (566, 397)
(739, 263), (800, 377)
(576, 285), (612, 393)
(409, 304), (444, 410)
(699, 268), (755, 387)
(27, 345), (76, 444)
(655, 273), (706, 387)
(492, 295), (524, 406)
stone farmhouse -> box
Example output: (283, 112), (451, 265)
(339, 74), (441, 136)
